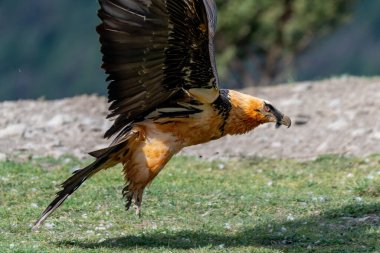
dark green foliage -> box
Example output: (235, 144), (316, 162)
(2, 0), (380, 100)
(215, 0), (355, 86)
(0, 1), (105, 100)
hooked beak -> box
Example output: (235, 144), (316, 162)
(275, 115), (291, 128)
(269, 106), (291, 128)
(261, 101), (291, 129)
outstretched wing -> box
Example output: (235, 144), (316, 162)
(97, 0), (220, 138)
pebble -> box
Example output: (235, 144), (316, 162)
(327, 119), (348, 131)
(0, 124), (26, 138)
(46, 114), (70, 127)
(98, 238), (106, 243)
(1, 78), (380, 160)
(286, 214), (295, 221)
(0, 153), (7, 161)
(294, 114), (310, 126)
(44, 223), (55, 229)
(373, 131), (380, 140)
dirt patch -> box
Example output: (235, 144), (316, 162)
(1, 77), (379, 161)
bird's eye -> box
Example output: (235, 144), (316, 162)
(264, 105), (271, 112)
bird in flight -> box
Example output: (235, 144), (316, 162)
(33, 0), (291, 229)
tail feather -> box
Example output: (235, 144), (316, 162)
(32, 143), (125, 230)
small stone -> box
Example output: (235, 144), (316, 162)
(294, 83), (313, 92)
(46, 114), (70, 127)
(351, 128), (368, 137)
(271, 142), (282, 148)
(98, 238), (106, 243)
(0, 153), (7, 161)
(287, 214), (295, 221)
(328, 119), (348, 131)
(328, 99), (341, 108)
(373, 131), (380, 140)
(0, 124), (26, 138)
(294, 115), (310, 126)
(44, 223), (55, 229)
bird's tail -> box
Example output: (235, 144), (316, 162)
(32, 142), (126, 230)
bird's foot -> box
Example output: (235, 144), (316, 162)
(122, 185), (144, 217)
(133, 189), (143, 218)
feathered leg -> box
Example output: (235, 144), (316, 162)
(122, 184), (144, 217)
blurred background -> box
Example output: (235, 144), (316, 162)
(1, 0), (380, 101)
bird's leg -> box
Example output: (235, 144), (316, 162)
(133, 189), (144, 217)
(122, 184), (144, 217)
(122, 184), (133, 211)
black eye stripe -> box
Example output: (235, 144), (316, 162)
(265, 103), (275, 111)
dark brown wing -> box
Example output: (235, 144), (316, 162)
(203, 0), (219, 84)
(97, 0), (220, 138)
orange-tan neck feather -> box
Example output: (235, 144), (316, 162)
(224, 90), (268, 136)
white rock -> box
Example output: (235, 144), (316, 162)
(0, 124), (26, 138)
(217, 163), (225, 170)
(271, 142), (282, 148)
(44, 223), (55, 229)
(46, 114), (70, 127)
(328, 99), (341, 108)
(351, 128), (368, 137)
(279, 99), (303, 106)
(327, 119), (348, 131)
(0, 153), (7, 161)
(86, 230), (95, 235)
(373, 131), (380, 140)
(224, 223), (231, 230)
(287, 215), (295, 221)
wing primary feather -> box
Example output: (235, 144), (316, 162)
(98, 0), (220, 138)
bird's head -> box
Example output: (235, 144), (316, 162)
(223, 91), (291, 135)
(255, 100), (291, 128)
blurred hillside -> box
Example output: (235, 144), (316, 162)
(1, 0), (380, 101)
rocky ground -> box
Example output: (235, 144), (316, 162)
(1, 76), (379, 161)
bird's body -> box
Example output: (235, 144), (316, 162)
(33, 0), (291, 229)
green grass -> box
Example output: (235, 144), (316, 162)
(1, 154), (380, 253)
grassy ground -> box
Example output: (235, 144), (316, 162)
(0, 154), (379, 253)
